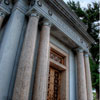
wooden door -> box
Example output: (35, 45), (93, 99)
(47, 67), (61, 100)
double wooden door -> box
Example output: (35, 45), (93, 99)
(47, 67), (61, 100)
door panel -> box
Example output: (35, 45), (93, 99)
(47, 67), (61, 100)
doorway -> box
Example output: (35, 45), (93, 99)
(47, 43), (69, 100)
(47, 66), (61, 100)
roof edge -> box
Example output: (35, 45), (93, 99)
(45, 0), (95, 44)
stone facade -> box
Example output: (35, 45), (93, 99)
(0, 0), (93, 100)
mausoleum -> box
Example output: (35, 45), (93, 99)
(0, 0), (94, 100)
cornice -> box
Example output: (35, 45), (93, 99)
(45, 0), (95, 44)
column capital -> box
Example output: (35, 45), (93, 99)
(27, 11), (40, 19)
(30, 12), (39, 17)
(84, 52), (89, 57)
(42, 19), (51, 27)
(75, 48), (84, 53)
(12, 0), (28, 14)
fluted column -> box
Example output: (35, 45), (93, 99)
(76, 49), (87, 100)
(0, 1), (27, 99)
(0, 11), (5, 28)
(12, 12), (39, 100)
(84, 53), (93, 100)
(33, 20), (51, 100)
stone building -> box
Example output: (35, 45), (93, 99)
(0, 0), (94, 100)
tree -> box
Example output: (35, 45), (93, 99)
(67, 1), (99, 100)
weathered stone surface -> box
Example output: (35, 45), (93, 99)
(12, 15), (39, 100)
(76, 49), (87, 100)
(33, 22), (50, 100)
(84, 54), (93, 100)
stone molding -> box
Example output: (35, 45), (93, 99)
(0, 0), (12, 15)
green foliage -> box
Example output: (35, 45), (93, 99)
(93, 92), (97, 100)
(67, 0), (99, 95)
(67, 1), (86, 17)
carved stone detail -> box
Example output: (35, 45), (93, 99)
(30, 11), (39, 18)
(48, 9), (52, 16)
(0, 0), (11, 15)
(4, 0), (9, 5)
(50, 48), (66, 65)
(30, 0), (35, 6)
(0, 10), (5, 17)
(37, 0), (42, 7)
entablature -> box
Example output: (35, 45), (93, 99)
(27, 0), (92, 53)
(44, 0), (94, 44)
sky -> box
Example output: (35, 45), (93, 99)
(63, 0), (99, 8)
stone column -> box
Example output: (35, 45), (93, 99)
(12, 12), (39, 100)
(33, 20), (51, 100)
(76, 49), (87, 100)
(84, 53), (93, 100)
(0, 1), (27, 99)
(0, 11), (5, 28)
